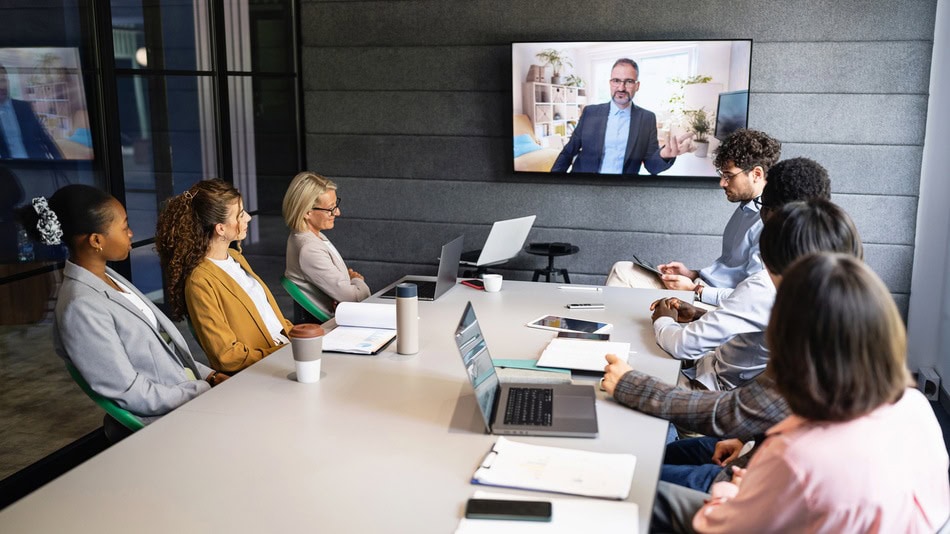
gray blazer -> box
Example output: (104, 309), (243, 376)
(285, 231), (370, 316)
(54, 261), (212, 423)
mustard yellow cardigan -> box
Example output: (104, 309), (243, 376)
(185, 249), (293, 373)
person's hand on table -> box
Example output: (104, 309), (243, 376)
(649, 297), (678, 322)
(654, 297), (705, 323)
(206, 371), (230, 387)
(711, 438), (745, 466)
(601, 353), (633, 395)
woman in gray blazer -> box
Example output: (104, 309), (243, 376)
(282, 172), (370, 316)
(19, 185), (227, 423)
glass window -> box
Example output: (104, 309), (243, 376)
(117, 74), (217, 242)
(225, 0), (296, 73)
(111, 0), (212, 72)
(228, 75), (298, 217)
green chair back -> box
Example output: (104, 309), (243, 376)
(280, 276), (332, 324)
(66, 362), (145, 432)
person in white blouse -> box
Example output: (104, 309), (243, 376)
(18, 185), (225, 425)
(156, 179), (293, 373)
(282, 171), (370, 318)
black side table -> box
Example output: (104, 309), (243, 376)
(525, 242), (579, 283)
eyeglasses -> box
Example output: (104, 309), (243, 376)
(717, 169), (748, 182)
(609, 78), (639, 87)
(310, 197), (341, 215)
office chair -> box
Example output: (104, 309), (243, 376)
(65, 361), (145, 432)
(280, 276), (332, 324)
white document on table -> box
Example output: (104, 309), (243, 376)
(535, 338), (631, 372)
(455, 490), (639, 534)
(471, 437), (636, 500)
(322, 302), (397, 354)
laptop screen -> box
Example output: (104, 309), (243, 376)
(454, 302), (499, 431)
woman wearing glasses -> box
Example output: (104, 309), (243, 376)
(282, 171), (369, 318)
(156, 179), (293, 373)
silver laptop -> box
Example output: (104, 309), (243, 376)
(460, 215), (536, 267)
(380, 235), (463, 301)
(454, 302), (599, 438)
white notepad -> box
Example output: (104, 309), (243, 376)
(536, 338), (631, 372)
(322, 302), (397, 354)
(471, 437), (636, 500)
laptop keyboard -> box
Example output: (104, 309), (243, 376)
(503, 387), (554, 426)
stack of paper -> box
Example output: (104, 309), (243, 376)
(322, 302), (397, 355)
(471, 437), (636, 500)
(536, 338), (631, 372)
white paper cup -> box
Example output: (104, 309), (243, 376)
(289, 324), (325, 383)
(482, 274), (503, 292)
(295, 358), (321, 383)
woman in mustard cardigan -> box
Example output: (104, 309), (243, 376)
(156, 179), (293, 373)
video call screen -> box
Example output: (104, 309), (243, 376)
(0, 47), (92, 161)
(511, 40), (752, 178)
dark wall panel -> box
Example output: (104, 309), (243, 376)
(296, 0), (937, 313)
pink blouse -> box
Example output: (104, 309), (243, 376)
(693, 388), (950, 533)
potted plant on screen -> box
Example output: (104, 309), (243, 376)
(535, 49), (572, 85)
(687, 108), (714, 158)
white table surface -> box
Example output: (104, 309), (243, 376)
(0, 279), (687, 533)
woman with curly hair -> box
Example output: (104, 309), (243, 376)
(156, 179), (292, 373)
(18, 185), (224, 425)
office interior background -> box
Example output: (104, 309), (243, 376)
(0, 0), (948, 494)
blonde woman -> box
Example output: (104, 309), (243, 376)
(282, 172), (370, 317)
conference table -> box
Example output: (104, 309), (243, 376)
(0, 279), (686, 533)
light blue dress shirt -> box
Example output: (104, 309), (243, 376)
(653, 269), (775, 390)
(698, 198), (764, 306)
(0, 99), (28, 158)
(598, 101), (630, 174)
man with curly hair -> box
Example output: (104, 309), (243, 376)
(606, 129), (781, 307)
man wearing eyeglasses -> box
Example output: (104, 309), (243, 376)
(551, 58), (691, 175)
(606, 129), (782, 307)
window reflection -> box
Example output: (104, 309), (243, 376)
(117, 74), (217, 241)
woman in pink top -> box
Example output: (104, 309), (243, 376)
(657, 253), (950, 533)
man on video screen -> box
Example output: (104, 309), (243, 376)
(551, 58), (690, 175)
(0, 64), (62, 160)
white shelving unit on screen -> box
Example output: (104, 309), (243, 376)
(522, 82), (586, 141)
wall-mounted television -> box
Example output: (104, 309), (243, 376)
(511, 40), (752, 178)
(0, 47), (92, 161)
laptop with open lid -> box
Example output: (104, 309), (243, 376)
(380, 235), (464, 301)
(454, 302), (598, 438)
(460, 215), (536, 267)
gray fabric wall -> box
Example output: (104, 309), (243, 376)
(294, 0), (937, 315)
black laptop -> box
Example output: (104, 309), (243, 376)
(453, 302), (599, 438)
(380, 235), (464, 301)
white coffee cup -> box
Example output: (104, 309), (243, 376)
(482, 274), (503, 292)
(289, 324), (325, 383)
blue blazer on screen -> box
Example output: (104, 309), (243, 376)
(551, 102), (673, 175)
(0, 99), (62, 160)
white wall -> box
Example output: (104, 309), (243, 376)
(907, 0), (950, 386)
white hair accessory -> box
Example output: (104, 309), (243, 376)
(32, 197), (63, 246)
